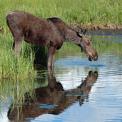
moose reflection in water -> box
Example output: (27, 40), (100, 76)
(8, 70), (98, 121)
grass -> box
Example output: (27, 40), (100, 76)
(0, 33), (35, 81)
(0, 0), (122, 29)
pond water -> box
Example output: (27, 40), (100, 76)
(0, 31), (122, 122)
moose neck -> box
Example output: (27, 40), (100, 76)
(65, 28), (81, 46)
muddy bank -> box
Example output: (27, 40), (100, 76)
(72, 23), (122, 31)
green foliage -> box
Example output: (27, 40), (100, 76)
(0, 0), (122, 28)
(0, 34), (35, 81)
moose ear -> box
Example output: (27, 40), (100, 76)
(77, 31), (83, 37)
(77, 27), (87, 37)
(80, 29), (87, 35)
(81, 29), (87, 35)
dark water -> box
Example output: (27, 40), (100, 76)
(0, 32), (122, 122)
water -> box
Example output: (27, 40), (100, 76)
(0, 32), (122, 122)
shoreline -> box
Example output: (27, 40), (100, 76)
(72, 23), (122, 31)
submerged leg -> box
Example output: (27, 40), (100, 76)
(47, 46), (56, 71)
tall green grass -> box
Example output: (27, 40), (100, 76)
(0, 0), (122, 28)
(0, 33), (35, 81)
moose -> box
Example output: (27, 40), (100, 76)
(6, 11), (98, 70)
(8, 70), (98, 121)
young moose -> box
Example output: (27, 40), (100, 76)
(6, 11), (98, 69)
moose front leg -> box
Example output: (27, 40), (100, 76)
(13, 39), (22, 56)
(47, 46), (56, 71)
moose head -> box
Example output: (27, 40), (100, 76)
(77, 29), (98, 61)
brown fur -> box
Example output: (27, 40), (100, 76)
(6, 11), (98, 70)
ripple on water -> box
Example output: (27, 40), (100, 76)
(54, 52), (122, 122)
(55, 57), (105, 68)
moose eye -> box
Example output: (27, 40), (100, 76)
(86, 41), (90, 46)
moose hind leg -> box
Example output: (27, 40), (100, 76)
(10, 27), (23, 56)
(7, 17), (23, 56)
(13, 35), (23, 56)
